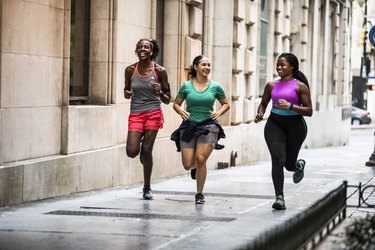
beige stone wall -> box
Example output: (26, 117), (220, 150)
(230, 0), (259, 125)
(0, 0), (353, 206)
(1, 0), (64, 164)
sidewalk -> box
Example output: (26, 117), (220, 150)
(0, 128), (374, 250)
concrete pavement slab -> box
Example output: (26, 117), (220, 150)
(0, 128), (374, 250)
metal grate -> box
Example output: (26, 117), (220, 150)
(46, 210), (236, 222)
(152, 190), (274, 199)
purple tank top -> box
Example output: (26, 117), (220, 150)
(271, 79), (300, 107)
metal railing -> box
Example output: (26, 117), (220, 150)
(241, 181), (348, 250)
(347, 181), (375, 208)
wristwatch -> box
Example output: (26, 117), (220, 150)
(288, 103), (294, 110)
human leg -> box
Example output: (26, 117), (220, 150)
(194, 143), (214, 195)
(127, 112), (146, 158)
(264, 118), (287, 197)
(180, 148), (196, 170)
(180, 130), (197, 179)
(180, 147), (197, 179)
(283, 117), (307, 183)
(264, 116), (288, 210)
(127, 130), (153, 199)
(139, 129), (158, 200)
(284, 116), (307, 172)
(193, 125), (218, 198)
(140, 129), (159, 189)
(126, 130), (143, 158)
(137, 109), (164, 199)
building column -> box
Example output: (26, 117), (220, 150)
(311, 0), (320, 111)
(322, 0), (330, 110)
(336, 2), (344, 106)
(212, 0), (233, 125)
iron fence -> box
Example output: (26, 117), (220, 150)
(241, 181), (348, 250)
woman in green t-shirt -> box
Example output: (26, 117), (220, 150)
(172, 55), (230, 204)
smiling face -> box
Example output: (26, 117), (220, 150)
(194, 57), (211, 77)
(276, 57), (293, 78)
(135, 40), (153, 60)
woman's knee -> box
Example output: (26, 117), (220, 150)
(195, 155), (207, 167)
(182, 164), (192, 170)
(126, 144), (141, 158)
(181, 158), (194, 170)
(126, 149), (139, 158)
(141, 145), (153, 157)
(272, 156), (285, 167)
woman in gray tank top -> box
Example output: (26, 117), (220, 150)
(124, 39), (171, 200)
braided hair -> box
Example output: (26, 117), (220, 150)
(135, 38), (160, 61)
(278, 53), (309, 89)
(188, 55), (205, 79)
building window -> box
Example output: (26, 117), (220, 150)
(155, 0), (164, 66)
(259, 0), (269, 94)
(69, 0), (90, 105)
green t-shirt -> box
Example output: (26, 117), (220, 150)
(177, 80), (226, 123)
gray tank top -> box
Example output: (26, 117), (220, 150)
(130, 63), (161, 113)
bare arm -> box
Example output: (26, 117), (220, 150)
(155, 65), (171, 105)
(173, 96), (190, 121)
(211, 97), (230, 120)
(255, 82), (273, 123)
(124, 65), (135, 99)
(295, 83), (313, 116)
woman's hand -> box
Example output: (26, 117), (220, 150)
(212, 98), (230, 120)
(211, 111), (221, 120)
(255, 81), (273, 124)
(179, 109), (190, 121)
(255, 113), (264, 123)
(151, 81), (162, 95)
(124, 89), (133, 99)
(173, 96), (189, 121)
(276, 99), (291, 110)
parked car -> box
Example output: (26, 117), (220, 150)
(352, 106), (372, 125)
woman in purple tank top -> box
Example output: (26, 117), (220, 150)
(124, 39), (171, 200)
(255, 53), (313, 210)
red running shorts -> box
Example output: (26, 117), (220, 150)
(128, 109), (164, 132)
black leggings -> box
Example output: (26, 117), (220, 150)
(264, 113), (307, 196)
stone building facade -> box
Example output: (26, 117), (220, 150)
(0, 0), (353, 206)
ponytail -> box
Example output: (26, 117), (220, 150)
(279, 52), (309, 89)
(188, 55), (204, 79)
(292, 70), (309, 89)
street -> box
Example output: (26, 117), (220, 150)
(0, 127), (374, 250)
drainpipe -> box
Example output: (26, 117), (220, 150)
(230, 150), (237, 167)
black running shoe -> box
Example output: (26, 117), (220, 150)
(191, 167), (196, 180)
(293, 159), (305, 184)
(272, 195), (286, 210)
(195, 193), (205, 204)
(143, 188), (153, 200)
